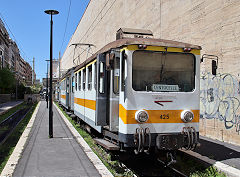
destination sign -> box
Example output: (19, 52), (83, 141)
(151, 84), (179, 92)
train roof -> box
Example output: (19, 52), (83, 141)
(61, 37), (202, 75)
(60, 66), (76, 79)
(73, 38), (201, 72)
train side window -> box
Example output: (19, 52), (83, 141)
(99, 61), (104, 93)
(67, 78), (69, 93)
(94, 62), (97, 90)
(121, 52), (126, 92)
(83, 68), (86, 90)
(113, 57), (120, 94)
(88, 65), (92, 90)
(75, 73), (77, 91)
(78, 71), (81, 90)
(72, 76), (74, 93)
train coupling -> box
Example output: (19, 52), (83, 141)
(134, 127), (151, 154)
(182, 126), (199, 150)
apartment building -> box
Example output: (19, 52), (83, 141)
(0, 17), (34, 85)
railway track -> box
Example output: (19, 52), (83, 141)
(114, 152), (189, 177)
(157, 158), (188, 177)
(0, 105), (31, 145)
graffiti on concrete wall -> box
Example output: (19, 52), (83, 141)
(200, 72), (240, 134)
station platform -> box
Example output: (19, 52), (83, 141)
(0, 100), (23, 116)
(1, 101), (112, 177)
(197, 136), (240, 169)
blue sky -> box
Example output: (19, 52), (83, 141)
(0, 0), (89, 81)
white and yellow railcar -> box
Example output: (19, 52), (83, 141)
(118, 44), (200, 152)
(58, 29), (203, 160)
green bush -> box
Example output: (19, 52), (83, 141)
(0, 68), (16, 94)
(0, 68), (40, 98)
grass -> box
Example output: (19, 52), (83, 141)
(55, 102), (135, 177)
(0, 102), (38, 174)
(190, 166), (226, 177)
(172, 152), (226, 177)
(0, 102), (25, 123)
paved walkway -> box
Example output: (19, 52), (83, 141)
(0, 100), (23, 116)
(197, 136), (240, 169)
(13, 101), (101, 177)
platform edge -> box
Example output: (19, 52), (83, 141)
(54, 102), (113, 177)
(1, 101), (41, 177)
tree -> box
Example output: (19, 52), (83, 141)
(0, 68), (16, 94)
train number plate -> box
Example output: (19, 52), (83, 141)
(160, 114), (169, 119)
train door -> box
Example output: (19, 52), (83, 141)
(66, 77), (70, 108)
(57, 84), (59, 101)
(83, 68), (86, 121)
(95, 51), (120, 132)
(108, 52), (120, 132)
(70, 73), (75, 111)
(95, 53), (108, 126)
(69, 76), (71, 109)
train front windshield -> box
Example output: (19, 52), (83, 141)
(132, 51), (195, 92)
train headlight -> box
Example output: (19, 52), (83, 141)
(181, 110), (194, 122)
(135, 110), (149, 123)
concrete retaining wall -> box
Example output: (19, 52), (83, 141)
(200, 72), (240, 145)
(0, 94), (11, 104)
(61, 0), (240, 145)
(24, 94), (40, 103)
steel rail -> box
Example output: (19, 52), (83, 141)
(0, 106), (31, 146)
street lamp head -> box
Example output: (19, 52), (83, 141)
(44, 10), (59, 15)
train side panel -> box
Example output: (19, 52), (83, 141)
(74, 61), (101, 132)
(60, 79), (67, 109)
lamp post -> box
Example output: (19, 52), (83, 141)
(45, 9), (59, 138)
(45, 60), (50, 108)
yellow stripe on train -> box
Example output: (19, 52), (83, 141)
(61, 95), (66, 100)
(119, 104), (199, 124)
(74, 97), (96, 110)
